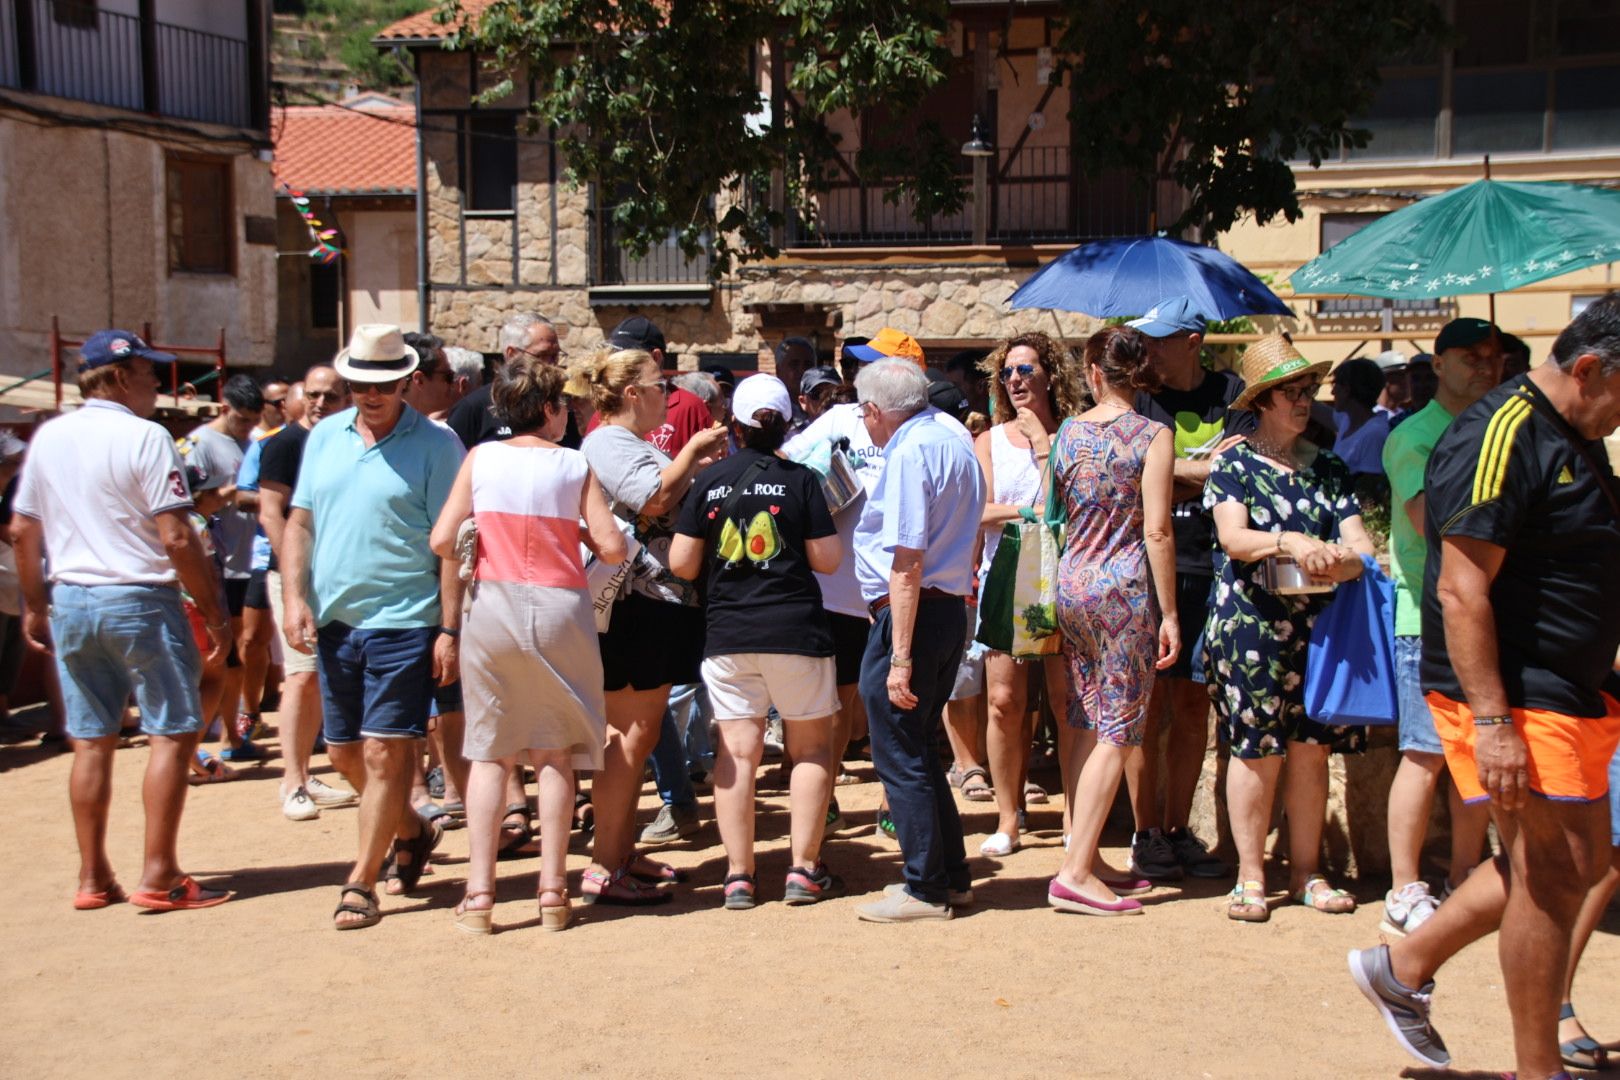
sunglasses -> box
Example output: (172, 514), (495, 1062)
(999, 363), (1039, 382)
(635, 378), (674, 395)
(263, 397), (286, 408)
(347, 379), (404, 397)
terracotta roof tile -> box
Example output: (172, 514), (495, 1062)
(274, 104), (417, 195)
(373, 0), (495, 42)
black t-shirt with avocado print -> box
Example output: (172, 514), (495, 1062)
(675, 448), (837, 658)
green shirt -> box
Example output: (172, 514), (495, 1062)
(1381, 399), (1455, 636)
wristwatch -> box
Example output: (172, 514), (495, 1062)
(889, 653), (913, 668)
(437, 626), (460, 639)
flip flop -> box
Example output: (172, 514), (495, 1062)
(73, 882), (128, 910)
(130, 875), (232, 912)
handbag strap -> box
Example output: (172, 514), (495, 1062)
(1041, 418), (1071, 529)
(713, 455), (775, 556)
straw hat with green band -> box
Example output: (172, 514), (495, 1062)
(1231, 333), (1334, 410)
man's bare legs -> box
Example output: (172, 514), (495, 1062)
(69, 735), (119, 893)
(139, 731), (201, 892)
(276, 672), (321, 799)
(1558, 845), (1620, 1059)
(238, 605), (273, 722)
(328, 737), (419, 927)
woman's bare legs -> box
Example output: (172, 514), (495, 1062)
(589, 686), (671, 874)
(713, 718), (766, 878)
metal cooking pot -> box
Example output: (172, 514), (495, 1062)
(793, 436), (863, 514)
(1259, 554), (1336, 595)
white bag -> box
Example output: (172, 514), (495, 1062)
(583, 517), (641, 632)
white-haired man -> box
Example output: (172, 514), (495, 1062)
(445, 313), (561, 449)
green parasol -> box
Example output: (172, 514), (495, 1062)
(1288, 179), (1620, 301)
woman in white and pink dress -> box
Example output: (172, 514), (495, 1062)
(430, 357), (625, 934)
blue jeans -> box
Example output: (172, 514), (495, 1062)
(316, 622), (436, 743)
(1395, 635), (1443, 754)
(50, 583), (201, 739)
(650, 682), (702, 809)
(860, 596), (970, 904)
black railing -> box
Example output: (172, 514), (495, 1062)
(592, 204), (712, 286)
(0, 0), (251, 128)
(787, 146), (1154, 247)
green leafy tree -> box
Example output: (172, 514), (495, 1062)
(1053, 0), (1447, 238)
(443, 0), (961, 274)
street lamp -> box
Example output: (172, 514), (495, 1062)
(961, 113), (993, 246)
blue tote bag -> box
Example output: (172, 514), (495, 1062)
(1304, 554), (1399, 726)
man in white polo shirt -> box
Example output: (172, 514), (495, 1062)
(12, 329), (232, 912)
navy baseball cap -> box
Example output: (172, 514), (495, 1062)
(608, 315), (666, 354)
(1434, 317), (1497, 355)
(80, 329), (177, 372)
(1126, 296), (1208, 338)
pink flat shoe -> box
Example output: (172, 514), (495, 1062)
(1048, 877), (1143, 916)
(1096, 873), (1154, 897)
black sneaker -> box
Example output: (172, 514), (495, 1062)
(1129, 829), (1184, 882)
(783, 862), (845, 905)
(1166, 826), (1228, 878)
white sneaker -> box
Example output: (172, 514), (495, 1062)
(1380, 880), (1439, 936)
(282, 787), (320, 821)
(306, 776), (358, 808)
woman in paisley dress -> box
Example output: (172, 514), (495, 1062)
(1047, 327), (1179, 916)
(1202, 334), (1376, 922)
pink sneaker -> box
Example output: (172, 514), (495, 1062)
(1048, 877), (1143, 916)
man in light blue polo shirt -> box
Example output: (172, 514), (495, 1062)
(281, 324), (464, 931)
(850, 358), (986, 923)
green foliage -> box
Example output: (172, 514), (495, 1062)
(444, 0), (960, 275)
(278, 1), (430, 88)
(1051, 0), (1448, 238)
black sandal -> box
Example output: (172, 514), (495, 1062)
(496, 803), (538, 861)
(1561, 1003), (1609, 1071)
(333, 884), (380, 930)
(391, 815), (444, 892)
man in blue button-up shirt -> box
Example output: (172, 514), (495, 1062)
(850, 359), (986, 923)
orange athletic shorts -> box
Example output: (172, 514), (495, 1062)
(1426, 692), (1620, 804)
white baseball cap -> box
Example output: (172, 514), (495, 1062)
(731, 373), (792, 426)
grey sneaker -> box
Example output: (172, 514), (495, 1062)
(1166, 827), (1228, 878)
(1381, 881), (1440, 937)
(639, 802), (700, 845)
(885, 881), (973, 907)
(1129, 829), (1184, 882)
(856, 889), (951, 923)
(1347, 945), (1451, 1068)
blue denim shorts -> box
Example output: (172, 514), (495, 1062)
(316, 622), (436, 743)
(50, 583), (202, 740)
(1395, 635), (1443, 755)
(1609, 744), (1619, 848)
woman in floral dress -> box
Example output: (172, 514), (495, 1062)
(1202, 334), (1376, 922)
(1047, 327), (1180, 916)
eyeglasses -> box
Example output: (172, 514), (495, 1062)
(263, 397), (286, 408)
(347, 379), (404, 397)
(999, 363), (1038, 382)
(519, 347), (560, 363)
(1277, 380), (1321, 402)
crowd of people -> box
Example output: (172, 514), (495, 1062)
(10, 292), (1620, 1078)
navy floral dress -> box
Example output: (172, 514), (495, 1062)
(1201, 442), (1367, 760)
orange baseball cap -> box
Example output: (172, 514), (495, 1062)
(844, 327), (926, 369)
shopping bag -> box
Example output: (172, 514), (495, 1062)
(1304, 554), (1399, 726)
(583, 517), (641, 633)
(1009, 513), (1061, 657)
(974, 519), (1022, 653)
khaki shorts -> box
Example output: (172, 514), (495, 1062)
(702, 653), (838, 722)
(266, 569), (317, 676)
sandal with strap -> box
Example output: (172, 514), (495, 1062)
(1560, 1003), (1609, 1071)
(73, 881), (128, 910)
(129, 875), (232, 912)
(497, 803), (539, 860)
(580, 866), (672, 907)
(1023, 780), (1049, 805)
(333, 884), (381, 931)
(538, 878), (571, 932)
(391, 815), (445, 893)
(959, 766), (993, 802)
(722, 872), (756, 910)
(1227, 879), (1270, 923)
(1296, 875), (1356, 914)
(454, 890), (495, 936)
(626, 853), (689, 885)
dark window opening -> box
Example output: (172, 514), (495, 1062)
(166, 154), (232, 274)
(467, 113), (517, 211)
(308, 259), (338, 329)
(51, 0), (99, 29)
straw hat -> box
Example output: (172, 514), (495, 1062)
(1231, 333), (1333, 410)
(334, 324), (420, 383)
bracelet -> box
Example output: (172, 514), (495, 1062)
(437, 626), (460, 639)
(1472, 714), (1513, 727)
(206, 620), (230, 632)
(889, 654), (913, 668)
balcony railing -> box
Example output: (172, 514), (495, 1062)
(591, 200), (712, 287)
(0, 0), (252, 129)
(788, 146), (1154, 247)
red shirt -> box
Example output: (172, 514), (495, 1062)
(646, 387), (709, 456)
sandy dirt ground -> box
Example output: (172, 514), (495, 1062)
(2, 710), (1615, 1080)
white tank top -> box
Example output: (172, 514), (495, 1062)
(979, 422), (1046, 577)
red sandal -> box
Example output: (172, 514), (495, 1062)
(130, 875), (232, 912)
(73, 882), (128, 910)
(580, 866), (671, 907)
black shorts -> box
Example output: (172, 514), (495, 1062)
(1162, 572), (1213, 682)
(243, 570), (271, 611)
(599, 593), (704, 693)
(829, 612), (871, 688)
(223, 577), (250, 618)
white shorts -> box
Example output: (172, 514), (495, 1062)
(702, 653), (838, 722)
(266, 570), (317, 676)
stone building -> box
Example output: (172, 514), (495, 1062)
(0, 1), (278, 381)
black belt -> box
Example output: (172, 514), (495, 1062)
(868, 587), (957, 618)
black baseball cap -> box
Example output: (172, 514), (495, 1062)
(1434, 317), (1497, 355)
(608, 315), (666, 354)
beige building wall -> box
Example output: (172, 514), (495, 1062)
(340, 210), (418, 329)
(0, 106), (276, 380)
